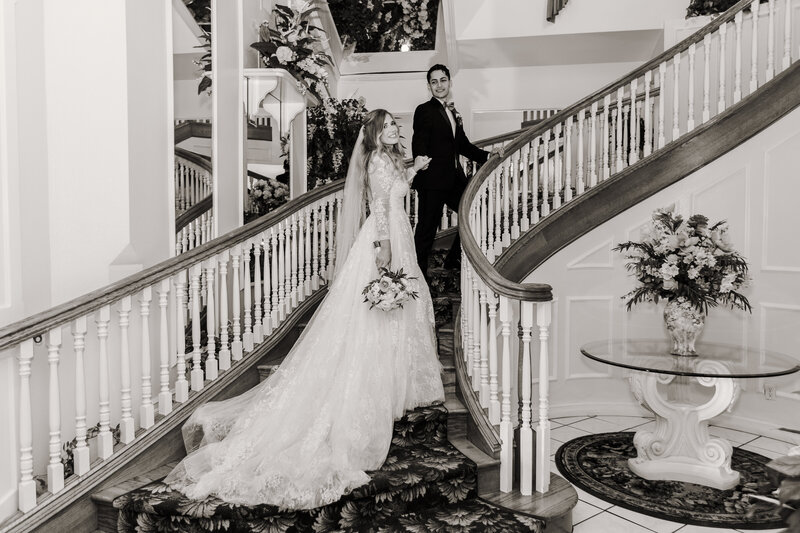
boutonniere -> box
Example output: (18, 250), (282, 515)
(446, 101), (463, 127)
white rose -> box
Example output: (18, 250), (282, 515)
(275, 46), (293, 64)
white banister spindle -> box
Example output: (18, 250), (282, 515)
(479, 286), (489, 406)
(271, 228), (279, 329)
(242, 246), (253, 353)
(644, 70), (653, 157)
(158, 280), (172, 414)
(501, 161), (511, 247)
(535, 301), (552, 493)
(589, 102), (598, 187)
(615, 88), (624, 171)
(71, 317), (89, 475)
(519, 301), (534, 495)
(531, 140), (540, 223)
(688, 43), (696, 131)
(118, 297), (134, 444)
(751, 0), (760, 93)
(486, 173), (495, 261)
(735, 11), (743, 103)
(278, 223), (287, 320)
(328, 198), (336, 279)
(553, 123), (563, 209)
(290, 215), (299, 308)
(312, 204), (320, 289)
(464, 264), (474, 376)
(18, 340), (36, 511)
(304, 207), (312, 296)
(703, 34), (711, 123)
(174, 272), (189, 401)
(493, 169), (502, 255)
(767, 0), (776, 81)
(658, 62), (667, 148)
(630, 79), (639, 164)
(783, 0), (792, 70)
(511, 151), (520, 239)
(621, 106), (629, 167)
(46, 329), (63, 493)
(140, 287), (155, 428)
(487, 292), (500, 424)
(471, 275), (481, 388)
(253, 241), (264, 343)
(218, 254), (230, 370)
(204, 262), (218, 381)
(565, 117), (573, 200)
(96, 306), (113, 459)
(263, 239), (273, 335)
(719, 21), (728, 114)
(231, 249), (243, 361)
(542, 130), (551, 215)
(602, 95), (611, 180)
(190, 264), (204, 390)
(672, 53), (681, 140)
(520, 144), (530, 231)
(576, 110), (585, 195)
(498, 296), (513, 492)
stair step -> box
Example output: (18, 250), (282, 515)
(481, 474), (578, 533)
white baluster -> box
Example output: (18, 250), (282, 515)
(576, 110), (585, 194)
(217, 254), (231, 371)
(630, 79), (639, 164)
(440, 204), (448, 230)
(703, 34), (711, 123)
(190, 264), (204, 390)
(262, 237), (272, 336)
(118, 297), (134, 444)
(511, 151), (520, 239)
(487, 292), (500, 424)
(531, 139), (540, 223)
(479, 285), (489, 406)
(615, 88), (624, 171)
(463, 263), (474, 376)
(621, 105), (629, 167)
(519, 301), (534, 496)
(71, 317), (90, 475)
(271, 228), (280, 329)
(589, 102), (598, 187)
(328, 198), (336, 279)
(767, 0), (776, 81)
(174, 271), (190, 401)
(536, 301), (552, 493)
(479, 188), (487, 255)
(413, 190), (420, 232)
(520, 144), (530, 231)
(658, 62), (667, 148)
(158, 280), (173, 414)
(471, 274), (481, 389)
(242, 246), (253, 353)
(602, 95), (611, 180)
(719, 21), (728, 114)
(644, 71), (652, 157)
(688, 43), (696, 132)
(304, 207), (312, 296)
(502, 160), (511, 246)
(751, 0), (760, 93)
(278, 222), (287, 320)
(565, 117), (573, 200)
(542, 130), (551, 215)
(204, 262), (218, 381)
(96, 306), (113, 459)
(783, 0), (792, 70)
(140, 287), (155, 428)
(253, 240), (264, 343)
(17, 340), (36, 511)
(493, 169), (502, 255)
(553, 123), (563, 208)
(312, 204), (320, 290)
(735, 11), (743, 103)
(498, 296), (513, 492)
(673, 53), (681, 140)
(230, 248), (243, 361)
(291, 214), (300, 308)
(486, 174), (495, 262)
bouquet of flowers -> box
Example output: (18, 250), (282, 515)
(248, 177), (289, 216)
(362, 268), (419, 311)
(613, 208), (752, 313)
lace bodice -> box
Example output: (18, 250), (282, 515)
(367, 153), (415, 240)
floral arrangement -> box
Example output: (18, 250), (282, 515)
(306, 97), (369, 190)
(248, 176), (289, 217)
(686, 0), (767, 18)
(327, 0), (438, 53)
(195, 31), (212, 95)
(614, 209), (752, 313)
(250, 2), (333, 102)
(363, 267), (419, 311)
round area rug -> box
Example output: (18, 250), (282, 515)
(555, 432), (784, 530)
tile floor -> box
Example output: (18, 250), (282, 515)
(549, 414), (797, 533)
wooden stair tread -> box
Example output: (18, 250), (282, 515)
(444, 397), (467, 415)
(92, 462), (178, 503)
(480, 472), (578, 523)
(448, 435), (501, 469)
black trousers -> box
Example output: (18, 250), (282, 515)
(414, 179), (466, 279)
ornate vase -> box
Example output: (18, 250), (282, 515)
(663, 299), (706, 356)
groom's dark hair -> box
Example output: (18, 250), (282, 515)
(426, 64), (450, 83)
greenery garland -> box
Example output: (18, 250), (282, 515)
(306, 98), (368, 190)
(327, 0), (438, 53)
(686, 0), (767, 17)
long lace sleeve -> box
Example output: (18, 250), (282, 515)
(367, 154), (395, 240)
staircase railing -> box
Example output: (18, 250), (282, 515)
(457, 0), (800, 496)
(175, 148), (214, 255)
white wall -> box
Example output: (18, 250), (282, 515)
(524, 105), (800, 438)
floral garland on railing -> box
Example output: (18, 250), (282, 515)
(686, 0), (767, 17)
(327, 0), (438, 53)
(306, 97), (368, 190)
(250, 2), (333, 102)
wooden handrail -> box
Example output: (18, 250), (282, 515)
(175, 195), (213, 232)
(175, 147), (211, 170)
(458, 0), (757, 302)
(0, 180), (345, 353)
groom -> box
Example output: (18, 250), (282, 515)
(411, 64), (502, 280)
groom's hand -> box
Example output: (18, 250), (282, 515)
(375, 240), (392, 269)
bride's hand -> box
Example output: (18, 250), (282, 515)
(375, 241), (392, 269)
(413, 155), (431, 172)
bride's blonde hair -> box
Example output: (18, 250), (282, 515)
(360, 109), (406, 192)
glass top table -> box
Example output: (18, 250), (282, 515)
(581, 339), (800, 379)
(580, 339), (800, 490)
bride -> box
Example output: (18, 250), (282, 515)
(164, 109), (445, 509)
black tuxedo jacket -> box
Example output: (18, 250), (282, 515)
(411, 98), (488, 191)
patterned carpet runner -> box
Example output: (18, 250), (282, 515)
(113, 404), (542, 532)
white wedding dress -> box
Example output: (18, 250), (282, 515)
(164, 152), (444, 509)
